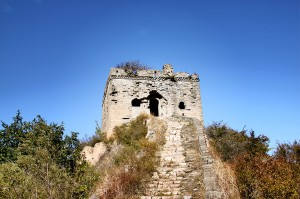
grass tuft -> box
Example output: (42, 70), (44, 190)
(92, 114), (166, 198)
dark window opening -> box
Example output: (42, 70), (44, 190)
(132, 98), (141, 107)
(179, 102), (185, 109)
(150, 98), (159, 116)
(110, 91), (117, 96)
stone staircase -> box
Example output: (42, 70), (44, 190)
(192, 118), (223, 199)
(142, 116), (224, 199)
(144, 117), (190, 198)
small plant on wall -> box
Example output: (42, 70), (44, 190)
(168, 74), (177, 82)
(115, 60), (150, 76)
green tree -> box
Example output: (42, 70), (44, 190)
(206, 122), (300, 198)
(275, 140), (300, 164)
(205, 122), (269, 161)
(0, 111), (98, 198)
(0, 110), (27, 162)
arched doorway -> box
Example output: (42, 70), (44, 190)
(150, 98), (159, 116)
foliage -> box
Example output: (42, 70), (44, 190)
(0, 111), (98, 198)
(115, 60), (150, 75)
(113, 114), (149, 148)
(96, 114), (165, 199)
(233, 154), (300, 199)
(206, 122), (300, 198)
(274, 140), (300, 164)
(80, 122), (110, 148)
(205, 122), (269, 161)
(0, 110), (27, 163)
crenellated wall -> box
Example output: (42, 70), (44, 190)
(101, 64), (204, 136)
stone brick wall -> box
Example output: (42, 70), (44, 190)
(101, 64), (204, 136)
(142, 116), (205, 198)
(97, 65), (237, 198)
(142, 116), (225, 199)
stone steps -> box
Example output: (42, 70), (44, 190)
(192, 118), (223, 199)
(142, 116), (223, 199)
(144, 117), (187, 197)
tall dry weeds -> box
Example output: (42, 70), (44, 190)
(208, 141), (241, 199)
(90, 114), (166, 199)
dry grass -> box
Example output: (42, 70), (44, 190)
(208, 140), (241, 199)
(147, 115), (167, 145)
(90, 114), (166, 199)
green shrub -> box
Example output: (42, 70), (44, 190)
(274, 140), (300, 164)
(205, 122), (269, 161)
(0, 111), (98, 198)
(113, 114), (148, 149)
(206, 122), (300, 198)
(233, 153), (300, 199)
(80, 122), (111, 148)
(96, 114), (165, 198)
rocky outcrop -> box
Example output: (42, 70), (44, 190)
(81, 142), (107, 165)
(87, 116), (238, 199)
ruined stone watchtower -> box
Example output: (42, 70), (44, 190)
(101, 64), (204, 136)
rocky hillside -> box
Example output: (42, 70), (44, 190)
(84, 115), (239, 199)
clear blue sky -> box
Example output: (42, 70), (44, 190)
(0, 0), (299, 151)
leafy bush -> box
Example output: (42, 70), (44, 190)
(95, 114), (165, 199)
(80, 134), (101, 148)
(113, 114), (148, 148)
(274, 140), (300, 164)
(205, 122), (269, 161)
(80, 122), (110, 148)
(206, 122), (300, 198)
(0, 111), (98, 198)
(233, 154), (300, 199)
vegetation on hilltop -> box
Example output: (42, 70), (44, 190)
(0, 111), (98, 199)
(80, 122), (109, 148)
(1, 111), (299, 198)
(205, 122), (300, 199)
(91, 114), (166, 199)
(115, 60), (150, 74)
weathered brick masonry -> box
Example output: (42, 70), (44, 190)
(102, 64), (203, 136)
(101, 64), (226, 198)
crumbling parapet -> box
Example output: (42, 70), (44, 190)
(101, 64), (203, 137)
(162, 63), (174, 76)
